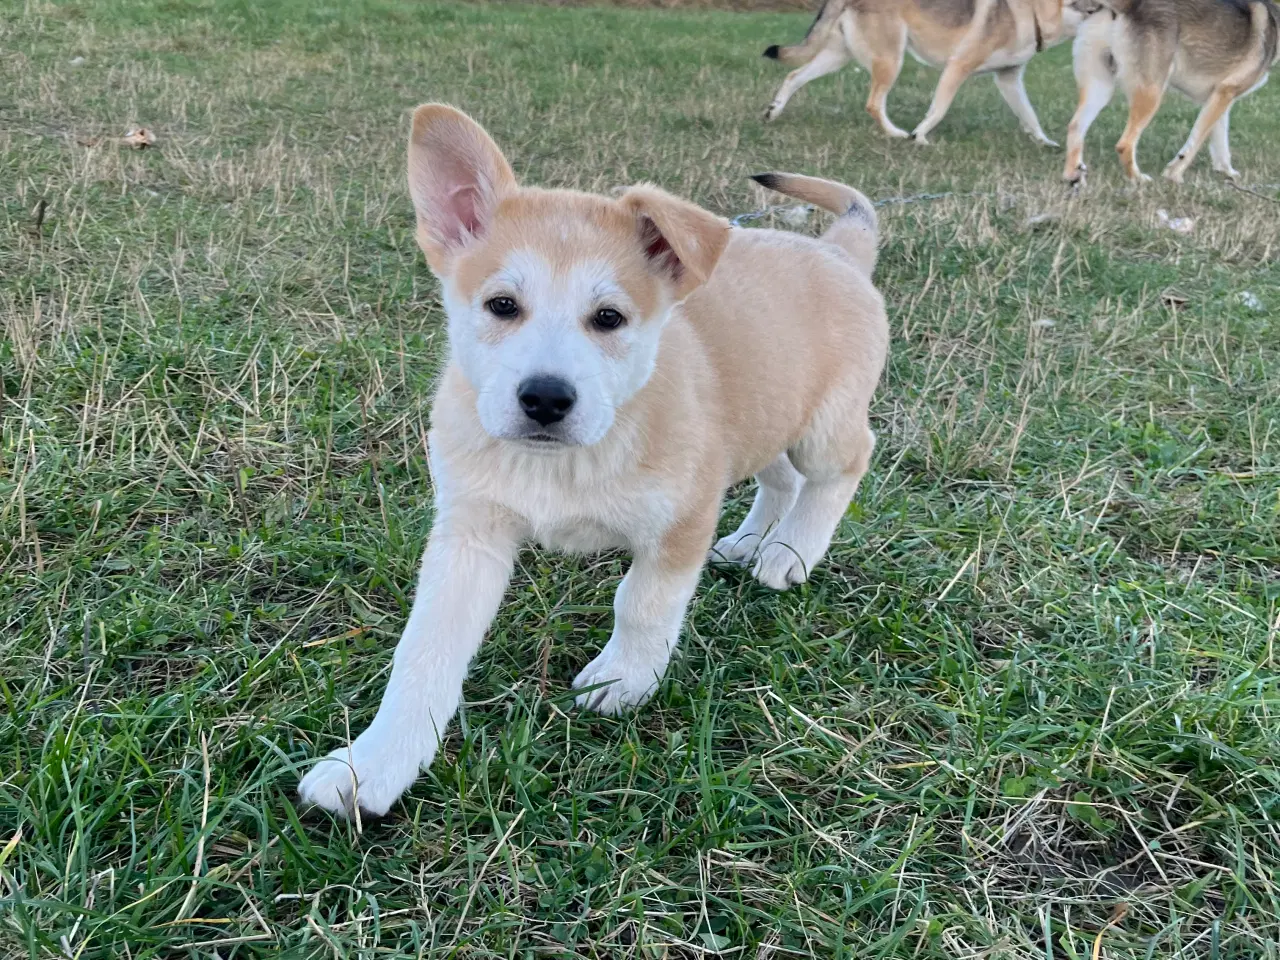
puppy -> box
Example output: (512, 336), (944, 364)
(762, 0), (1090, 145)
(1064, 0), (1279, 183)
(298, 105), (888, 818)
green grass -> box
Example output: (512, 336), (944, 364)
(3, 0), (1280, 956)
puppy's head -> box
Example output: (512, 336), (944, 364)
(408, 104), (729, 449)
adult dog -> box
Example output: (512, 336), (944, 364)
(297, 105), (889, 818)
(763, 0), (1087, 144)
(1063, 0), (1279, 183)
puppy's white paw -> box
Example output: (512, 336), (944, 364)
(709, 531), (760, 565)
(1215, 165), (1241, 180)
(298, 735), (423, 819)
(751, 541), (810, 591)
(573, 643), (665, 716)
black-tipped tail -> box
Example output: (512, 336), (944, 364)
(749, 172), (783, 191)
(763, 44), (780, 59)
(749, 171), (878, 273)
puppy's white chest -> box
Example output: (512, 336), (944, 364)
(535, 519), (626, 554)
(455, 446), (678, 555)
(515, 479), (676, 554)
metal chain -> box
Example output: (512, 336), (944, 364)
(729, 190), (993, 227)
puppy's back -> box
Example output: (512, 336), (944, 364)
(679, 225), (888, 481)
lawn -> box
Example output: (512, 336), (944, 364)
(3, 0), (1279, 956)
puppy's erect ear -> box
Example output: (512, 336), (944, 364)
(408, 104), (517, 273)
(620, 185), (730, 302)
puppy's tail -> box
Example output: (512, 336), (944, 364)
(764, 0), (848, 66)
(750, 172), (878, 274)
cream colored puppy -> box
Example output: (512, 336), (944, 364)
(298, 105), (889, 819)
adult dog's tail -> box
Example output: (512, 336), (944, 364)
(763, 0), (848, 67)
(750, 172), (878, 274)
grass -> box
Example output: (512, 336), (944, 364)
(2, 0), (1280, 955)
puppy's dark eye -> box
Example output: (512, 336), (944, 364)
(486, 296), (519, 319)
(593, 307), (625, 331)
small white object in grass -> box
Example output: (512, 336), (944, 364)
(1236, 291), (1265, 312)
(1024, 212), (1058, 229)
(69, 56), (86, 66)
(780, 204), (812, 226)
(1156, 209), (1195, 234)
(122, 127), (156, 149)
(1032, 318), (1055, 328)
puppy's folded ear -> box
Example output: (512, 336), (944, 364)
(620, 185), (730, 302)
(408, 104), (517, 273)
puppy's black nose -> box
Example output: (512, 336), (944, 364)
(517, 376), (576, 426)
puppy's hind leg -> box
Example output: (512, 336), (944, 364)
(752, 423), (875, 591)
(711, 453), (803, 565)
(994, 64), (1057, 147)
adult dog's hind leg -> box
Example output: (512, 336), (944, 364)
(1164, 86), (1239, 183)
(911, 54), (985, 144)
(1208, 105), (1239, 179)
(765, 42), (852, 121)
(1113, 23), (1174, 182)
(711, 453), (803, 565)
(855, 15), (909, 137)
(1115, 81), (1166, 182)
(994, 64), (1056, 147)
(1063, 19), (1117, 183)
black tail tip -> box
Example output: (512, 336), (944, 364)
(750, 172), (783, 191)
(763, 45), (780, 59)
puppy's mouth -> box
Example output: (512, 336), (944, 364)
(512, 431), (574, 448)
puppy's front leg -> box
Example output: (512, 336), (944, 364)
(574, 512), (714, 716)
(299, 501), (520, 818)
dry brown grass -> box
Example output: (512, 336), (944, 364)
(3, 0), (1279, 956)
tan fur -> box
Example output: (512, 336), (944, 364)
(430, 178), (887, 529)
(1064, 0), (1279, 183)
(295, 105), (891, 819)
(763, 0), (1086, 145)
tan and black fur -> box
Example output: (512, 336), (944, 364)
(763, 0), (1086, 144)
(1064, 0), (1279, 182)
